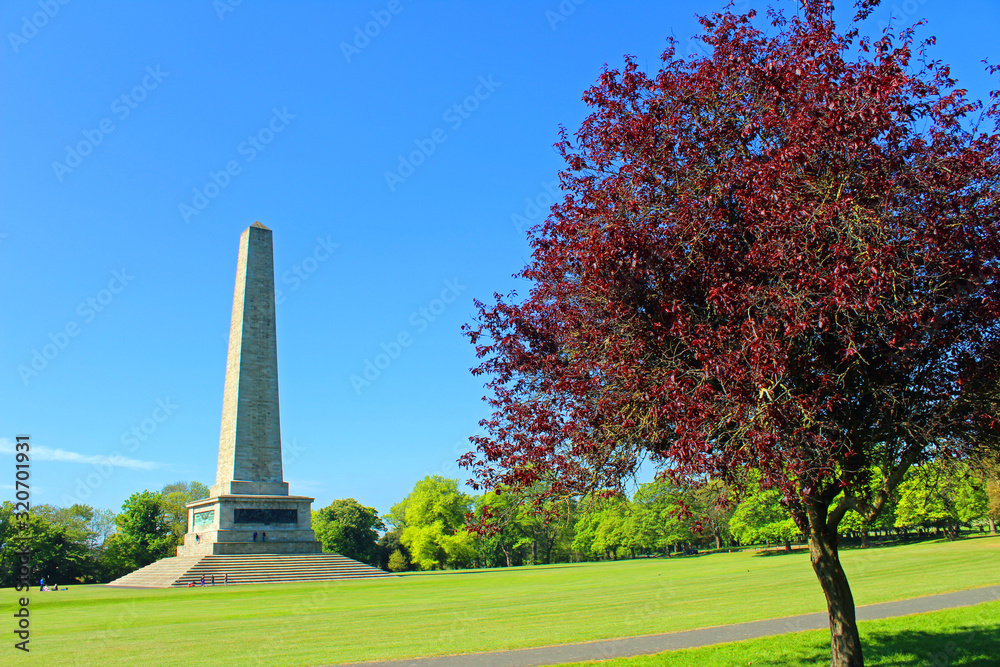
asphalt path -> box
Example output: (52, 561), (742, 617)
(345, 585), (1000, 667)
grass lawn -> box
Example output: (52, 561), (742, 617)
(551, 600), (1000, 666)
(5, 535), (997, 666)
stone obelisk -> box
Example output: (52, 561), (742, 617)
(177, 222), (320, 556)
(214, 222), (287, 497)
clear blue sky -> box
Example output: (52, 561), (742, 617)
(2, 0), (997, 519)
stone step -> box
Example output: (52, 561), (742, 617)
(106, 553), (393, 588)
(106, 556), (204, 588)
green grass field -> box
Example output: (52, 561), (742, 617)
(6, 535), (997, 666)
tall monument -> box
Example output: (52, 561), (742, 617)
(177, 222), (320, 556)
(107, 223), (391, 586)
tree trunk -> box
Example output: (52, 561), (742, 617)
(715, 532), (722, 550)
(861, 532), (869, 548)
(810, 527), (864, 666)
(990, 517), (997, 535)
(783, 539), (792, 552)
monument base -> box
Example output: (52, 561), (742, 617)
(107, 553), (394, 588)
(177, 493), (320, 558)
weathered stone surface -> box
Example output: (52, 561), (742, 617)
(213, 222), (288, 497)
(171, 222), (325, 563)
(176, 494), (321, 556)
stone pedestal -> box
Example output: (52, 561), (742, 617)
(176, 494), (320, 557)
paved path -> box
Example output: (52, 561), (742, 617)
(345, 585), (1000, 667)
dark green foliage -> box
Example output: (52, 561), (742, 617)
(109, 490), (176, 571)
(312, 498), (385, 566)
(0, 502), (103, 586)
(475, 489), (579, 567)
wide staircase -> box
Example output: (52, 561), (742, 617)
(107, 553), (394, 588)
(106, 556), (204, 588)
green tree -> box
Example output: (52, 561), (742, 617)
(387, 549), (409, 572)
(88, 508), (118, 548)
(729, 488), (801, 551)
(394, 475), (475, 570)
(475, 490), (532, 567)
(376, 527), (410, 570)
(835, 469), (898, 546)
(987, 478), (1000, 535)
(572, 494), (634, 560)
(160, 481), (210, 541)
(969, 450), (1000, 535)
(312, 498), (385, 566)
(0, 502), (94, 586)
(895, 461), (988, 540)
(474, 487), (579, 567)
(108, 491), (175, 572)
(632, 481), (692, 555)
(689, 480), (735, 551)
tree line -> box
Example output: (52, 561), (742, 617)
(10, 456), (995, 587)
(2, 458), (994, 586)
(371, 458), (997, 571)
(0, 482), (206, 587)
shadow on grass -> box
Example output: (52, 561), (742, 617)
(400, 564), (584, 577)
(751, 623), (1000, 666)
(751, 548), (810, 558)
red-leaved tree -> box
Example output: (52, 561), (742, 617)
(463, 3), (1000, 665)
